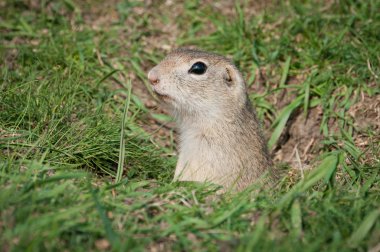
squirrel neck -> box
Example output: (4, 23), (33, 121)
(177, 103), (258, 139)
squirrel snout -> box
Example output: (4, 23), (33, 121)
(148, 69), (160, 86)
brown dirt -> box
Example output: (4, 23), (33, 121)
(348, 93), (380, 132)
(348, 93), (380, 166)
(273, 106), (324, 169)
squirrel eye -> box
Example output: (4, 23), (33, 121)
(188, 62), (207, 75)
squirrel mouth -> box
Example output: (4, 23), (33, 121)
(153, 89), (172, 101)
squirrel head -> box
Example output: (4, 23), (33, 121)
(148, 48), (248, 120)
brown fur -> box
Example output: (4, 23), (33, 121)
(148, 48), (275, 191)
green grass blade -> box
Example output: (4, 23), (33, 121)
(304, 78), (310, 118)
(277, 153), (339, 208)
(291, 199), (302, 238)
(115, 80), (132, 183)
(348, 209), (380, 248)
(279, 56), (291, 87)
(95, 69), (120, 89)
(89, 183), (121, 249)
(241, 215), (267, 251)
(268, 96), (303, 149)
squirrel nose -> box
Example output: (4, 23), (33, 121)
(148, 69), (160, 86)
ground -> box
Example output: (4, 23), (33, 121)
(0, 0), (379, 251)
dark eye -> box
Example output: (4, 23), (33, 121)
(188, 62), (207, 75)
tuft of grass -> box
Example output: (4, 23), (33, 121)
(1, 0), (379, 251)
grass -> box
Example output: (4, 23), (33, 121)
(0, 0), (379, 251)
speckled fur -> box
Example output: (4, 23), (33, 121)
(148, 48), (274, 191)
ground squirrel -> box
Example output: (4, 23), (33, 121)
(147, 48), (274, 191)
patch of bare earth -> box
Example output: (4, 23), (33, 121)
(348, 93), (380, 166)
(273, 107), (324, 169)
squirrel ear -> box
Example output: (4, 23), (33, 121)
(224, 67), (233, 86)
(224, 65), (243, 87)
